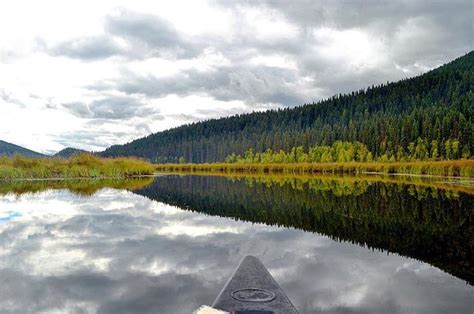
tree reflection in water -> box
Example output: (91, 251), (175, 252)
(135, 174), (474, 285)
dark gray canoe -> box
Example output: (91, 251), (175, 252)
(212, 255), (298, 314)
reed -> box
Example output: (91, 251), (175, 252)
(155, 160), (474, 178)
(0, 154), (155, 181)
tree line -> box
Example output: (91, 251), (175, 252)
(102, 51), (474, 163)
(224, 139), (468, 164)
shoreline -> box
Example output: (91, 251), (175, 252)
(1, 170), (473, 195)
(1, 171), (473, 183)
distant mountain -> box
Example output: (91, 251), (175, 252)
(100, 51), (472, 163)
(54, 147), (88, 158)
(0, 140), (45, 158)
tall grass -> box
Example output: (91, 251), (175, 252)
(0, 154), (155, 181)
(155, 160), (474, 178)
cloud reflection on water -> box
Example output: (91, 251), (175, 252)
(0, 187), (472, 314)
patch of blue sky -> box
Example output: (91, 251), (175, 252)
(0, 211), (22, 222)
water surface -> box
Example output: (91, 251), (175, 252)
(0, 175), (472, 313)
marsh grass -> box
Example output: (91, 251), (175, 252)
(0, 154), (155, 181)
(155, 160), (474, 178)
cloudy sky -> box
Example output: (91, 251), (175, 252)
(0, 0), (472, 154)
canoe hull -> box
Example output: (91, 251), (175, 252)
(212, 255), (298, 314)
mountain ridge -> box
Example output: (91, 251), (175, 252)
(54, 147), (88, 158)
(0, 140), (45, 158)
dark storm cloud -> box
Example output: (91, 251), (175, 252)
(236, 0), (469, 29)
(209, 0), (472, 99)
(241, 0), (472, 66)
(49, 36), (124, 60)
(228, 0), (471, 41)
(88, 97), (153, 120)
(62, 96), (161, 120)
(62, 101), (91, 117)
(91, 65), (310, 106)
(46, 9), (203, 61)
(104, 10), (202, 59)
(47, 1), (472, 110)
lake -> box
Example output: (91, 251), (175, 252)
(0, 174), (473, 313)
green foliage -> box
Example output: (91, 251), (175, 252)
(230, 141), (372, 163)
(225, 140), (469, 164)
(101, 52), (474, 163)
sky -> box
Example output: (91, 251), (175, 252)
(0, 0), (472, 154)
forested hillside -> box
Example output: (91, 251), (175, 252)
(0, 140), (45, 158)
(54, 147), (88, 158)
(102, 51), (473, 163)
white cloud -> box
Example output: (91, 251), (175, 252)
(0, 0), (471, 153)
(312, 27), (387, 70)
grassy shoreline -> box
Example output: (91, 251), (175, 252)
(0, 154), (155, 181)
(2, 156), (473, 181)
(155, 160), (474, 178)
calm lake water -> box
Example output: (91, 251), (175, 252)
(0, 174), (473, 313)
